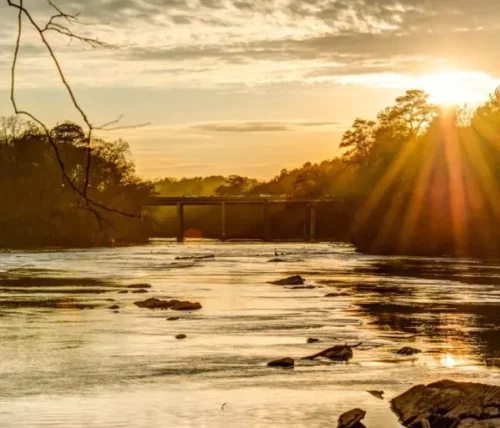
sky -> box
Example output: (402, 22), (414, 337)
(1, 0), (500, 179)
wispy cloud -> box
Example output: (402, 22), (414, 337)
(190, 120), (343, 133)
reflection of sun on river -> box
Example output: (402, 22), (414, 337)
(440, 354), (456, 368)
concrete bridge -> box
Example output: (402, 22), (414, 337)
(144, 196), (329, 242)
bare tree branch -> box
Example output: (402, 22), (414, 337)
(6, 0), (142, 220)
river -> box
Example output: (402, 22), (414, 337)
(0, 241), (499, 427)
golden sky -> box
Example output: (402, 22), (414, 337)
(1, 0), (500, 178)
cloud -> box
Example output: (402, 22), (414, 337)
(190, 120), (344, 133)
(2, 0), (500, 90)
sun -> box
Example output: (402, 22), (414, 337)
(418, 70), (495, 106)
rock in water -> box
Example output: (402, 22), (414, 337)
(167, 317), (180, 321)
(267, 357), (294, 368)
(127, 283), (152, 289)
(396, 346), (422, 356)
(367, 390), (384, 400)
(269, 275), (305, 286)
(170, 301), (202, 311)
(325, 292), (351, 297)
(134, 298), (201, 311)
(303, 343), (362, 361)
(134, 298), (175, 309)
(175, 334), (187, 340)
(307, 338), (320, 344)
(175, 255), (215, 260)
(338, 408), (366, 428)
(391, 380), (500, 428)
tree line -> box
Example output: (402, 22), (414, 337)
(155, 88), (500, 256)
(0, 117), (152, 247)
(3, 87), (500, 255)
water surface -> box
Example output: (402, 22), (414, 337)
(0, 242), (499, 427)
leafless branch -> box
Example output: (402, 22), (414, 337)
(95, 114), (151, 131)
(6, 0), (138, 220)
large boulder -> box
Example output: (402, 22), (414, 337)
(391, 380), (500, 428)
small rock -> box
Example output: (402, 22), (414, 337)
(289, 285), (316, 290)
(109, 305), (120, 310)
(270, 275), (305, 286)
(170, 301), (202, 311)
(105, 299), (115, 302)
(267, 357), (294, 368)
(338, 408), (366, 428)
(303, 343), (362, 361)
(307, 338), (320, 344)
(175, 334), (187, 340)
(396, 346), (422, 356)
(118, 290), (129, 294)
(132, 289), (148, 294)
(324, 292), (351, 297)
(134, 298), (175, 309)
(175, 255), (215, 260)
(113, 310), (119, 314)
(127, 284), (152, 289)
(268, 258), (286, 263)
(367, 390), (384, 400)
(134, 298), (202, 311)
(167, 317), (180, 321)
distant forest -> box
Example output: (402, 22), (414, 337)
(3, 88), (500, 256)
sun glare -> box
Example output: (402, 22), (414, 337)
(440, 354), (457, 368)
(418, 70), (496, 106)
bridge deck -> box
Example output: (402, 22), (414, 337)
(145, 197), (326, 206)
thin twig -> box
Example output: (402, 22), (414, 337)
(6, 0), (138, 219)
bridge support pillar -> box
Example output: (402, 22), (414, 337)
(309, 203), (317, 241)
(221, 202), (227, 241)
(176, 202), (184, 242)
(304, 203), (317, 241)
(263, 202), (271, 241)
